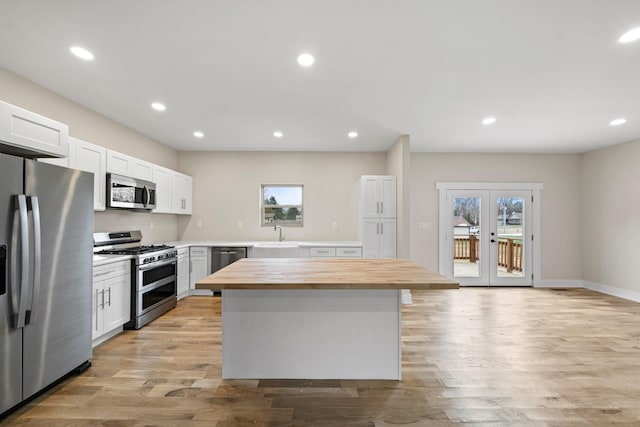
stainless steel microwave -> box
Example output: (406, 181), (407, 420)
(106, 173), (157, 210)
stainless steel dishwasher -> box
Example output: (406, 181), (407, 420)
(210, 247), (247, 295)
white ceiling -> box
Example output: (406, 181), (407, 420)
(1, 0), (640, 153)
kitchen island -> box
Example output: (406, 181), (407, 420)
(197, 258), (458, 380)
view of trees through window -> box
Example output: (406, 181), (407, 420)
(261, 185), (303, 226)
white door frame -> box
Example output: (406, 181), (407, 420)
(436, 182), (543, 286)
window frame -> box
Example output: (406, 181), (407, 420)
(260, 184), (304, 227)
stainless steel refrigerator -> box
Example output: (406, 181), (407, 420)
(0, 152), (93, 416)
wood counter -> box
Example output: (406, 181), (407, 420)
(196, 258), (458, 380)
(196, 258), (458, 290)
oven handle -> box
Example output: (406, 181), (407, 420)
(138, 258), (177, 272)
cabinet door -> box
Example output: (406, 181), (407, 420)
(172, 173), (193, 214)
(103, 275), (130, 332)
(131, 158), (153, 181)
(153, 166), (173, 213)
(70, 137), (107, 211)
(182, 175), (193, 215)
(380, 218), (397, 259)
(189, 257), (209, 290)
(362, 219), (381, 259)
(380, 177), (396, 218)
(106, 149), (132, 175)
(91, 283), (104, 340)
(0, 100), (69, 157)
(177, 253), (190, 298)
(361, 177), (380, 218)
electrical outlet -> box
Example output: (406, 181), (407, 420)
(197, 221), (203, 228)
(149, 221), (154, 229)
(332, 221), (338, 229)
(237, 221), (244, 229)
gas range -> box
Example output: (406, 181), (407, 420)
(93, 231), (177, 266)
(93, 231), (178, 329)
(96, 244), (177, 265)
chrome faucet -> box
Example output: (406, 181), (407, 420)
(274, 223), (284, 241)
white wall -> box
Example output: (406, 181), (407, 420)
(0, 67), (180, 243)
(581, 139), (640, 300)
(410, 152), (582, 282)
(177, 151), (386, 241)
(386, 135), (410, 259)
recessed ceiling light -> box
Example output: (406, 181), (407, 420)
(151, 102), (166, 111)
(297, 53), (315, 67)
(348, 131), (358, 138)
(609, 118), (627, 126)
(69, 46), (94, 61)
(273, 131), (283, 138)
(482, 117), (496, 125)
(193, 131), (204, 138)
(619, 27), (640, 44)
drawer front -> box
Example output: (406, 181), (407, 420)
(336, 247), (362, 258)
(190, 246), (208, 257)
(177, 248), (189, 257)
(93, 260), (130, 282)
(309, 247), (336, 257)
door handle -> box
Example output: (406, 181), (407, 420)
(12, 195), (29, 329)
(26, 196), (41, 325)
(491, 239), (496, 243)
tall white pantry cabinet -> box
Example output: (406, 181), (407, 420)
(358, 176), (397, 259)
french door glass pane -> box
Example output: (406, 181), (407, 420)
(452, 196), (481, 278)
(495, 196), (525, 278)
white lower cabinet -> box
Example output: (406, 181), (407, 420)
(92, 260), (131, 346)
(304, 247), (362, 259)
(189, 247), (212, 295)
(177, 248), (189, 299)
(362, 218), (396, 259)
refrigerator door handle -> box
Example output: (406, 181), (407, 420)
(26, 196), (42, 325)
(11, 194), (30, 328)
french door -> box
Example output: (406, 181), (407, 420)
(443, 189), (533, 287)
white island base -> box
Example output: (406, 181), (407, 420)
(221, 289), (401, 380)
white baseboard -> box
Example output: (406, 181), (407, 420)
(582, 280), (640, 303)
(534, 279), (583, 288)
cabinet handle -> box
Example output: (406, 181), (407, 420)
(380, 202), (383, 215)
(376, 223), (380, 235)
(100, 289), (105, 309)
(190, 260), (192, 273)
(381, 222), (384, 234)
(376, 201), (380, 215)
(95, 290), (100, 329)
(343, 250), (356, 254)
(107, 287), (111, 307)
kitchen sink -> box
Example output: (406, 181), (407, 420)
(251, 241), (300, 258)
(253, 241), (299, 248)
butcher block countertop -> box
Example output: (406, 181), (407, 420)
(196, 258), (459, 290)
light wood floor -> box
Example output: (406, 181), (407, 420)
(3, 288), (640, 426)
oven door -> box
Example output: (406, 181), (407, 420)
(107, 173), (157, 210)
(137, 258), (177, 315)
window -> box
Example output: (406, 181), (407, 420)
(261, 184), (303, 227)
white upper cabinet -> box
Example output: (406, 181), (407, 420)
(172, 173), (193, 215)
(68, 137), (107, 211)
(106, 149), (153, 181)
(0, 100), (69, 158)
(360, 175), (396, 218)
(154, 166), (193, 215)
(152, 165), (173, 214)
